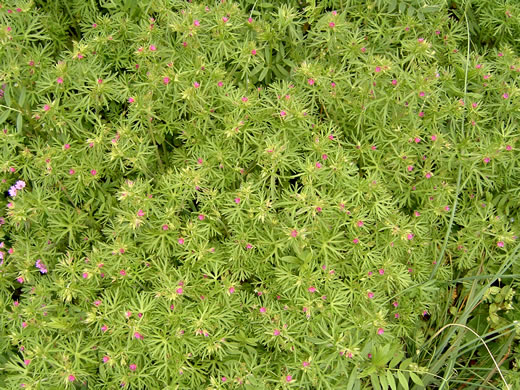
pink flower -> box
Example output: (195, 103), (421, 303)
(414, 211), (421, 217)
(129, 364), (137, 371)
(24, 359), (31, 365)
(119, 270), (126, 276)
(22, 322), (27, 328)
(273, 329), (280, 336)
(234, 197), (241, 204)
(444, 206), (450, 211)
(418, 111), (424, 117)
(291, 230), (298, 237)
(379, 269), (384, 275)
(163, 77), (170, 85)
(68, 375), (76, 382)
(93, 300), (101, 307)
(302, 361), (310, 367)
(103, 356), (109, 363)
(137, 209), (145, 217)
(222, 377), (227, 382)
(322, 154), (328, 160)
(353, 238), (359, 244)
(176, 287), (183, 294)
(431, 134), (437, 141)
(217, 81), (223, 87)
(43, 104), (50, 111)
(101, 325), (108, 332)
(308, 286), (316, 293)
(241, 96), (248, 102)
(251, 49), (257, 55)
(259, 307), (266, 313)
(97, 79), (103, 84)
(198, 214), (205, 221)
(497, 241), (504, 248)
(395, 313), (400, 318)
(331, 82), (336, 88)
(377, 328), (384, 335)
(134, 332), (144, 340)
(248, 17), (253, 23)
(361, 47), (366, 53)
(391, 79), (397, 85)
(222, 16), (228, 23)
(178, 238), (184, 245)
(407, 233), (414, 240)
(162, 224), (169, 230)
(308, 79), (315, 85)
(182, 41), (187, 47)
(407, 165), (414, 172)
(329, 22), (335, 28)
(375, 66), (381, 73)
(502, 93), (509, 99)
(286, 375), (292, 382)
(280, 110), (287, 117)
(193, 82), (200, 88)
(149, 45), (156, 51)
(415, 137), (421, 143)
(193, 20), (200, 27)
(425, 172), (432, 179)
(315, 162), (322, 168)
(69, 169), (75, 175)
(367, 292), (374, 299)
(418, 38), (424, 43)
(90, 169), (97, 176)
(57, 77), (63, 84)
(229, 286), (235, 294)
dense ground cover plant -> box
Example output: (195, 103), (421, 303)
(0, 0), (519, 388)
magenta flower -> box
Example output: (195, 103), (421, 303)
(176, 287), (183, 294)
(375, 66), (381, 73)
(149, 45), (156, 51)
(222, 16), (228, 23)
(329, 22), (335, 28)
(377, 328), (384, 335)
(178, 238), (184, 245)
(308, 78), (315, 85)
(291, 230), (298, 237)
(259, 307), (266, 313)
(101, 325), (108, 332)
(302, 361), (310, 367)
(90, 169), (97, 176)
(69, 169), (75, 175)
(367, 292), (374, 299)
(68, 375), (76, 382)
(431, 134), (437, 141)
(391, 79), (397, 85)
(379, 269), (384, 275)
(129, 364), (137, 371)
(418, 111), (424, 117)
(251, 49), (257, 55)
(93, 300), (101, 307)
(193, 20), (200, 27)
(280, 110), (287, 117)
(308, 286), (316, 293)
(137, 209), (145, 217)
(273, 329), (280, 336)
(353, 238), (359, 244)
(24, 359), (31, 366)
(163, 77), (170, 85)
(15, 180), (25, 190)
(57, 77), (63, 84)
(193, 82), (200, 88)
(43, 104), (50, 111)
(222, 377), (227, 382)
(102, 356), (109, 363)
(502, 93), (509, 99)
(229, 286), (235, 294)
(505, 145), (512, 151)
(234, 197), (241, 204)
(407, 233), (414, 240)
(119, 270), (126, 276)
(134, 332), (144, 340)
(497, 241), (504, 247)
(162, 224), (169, 230)
(315, 162), (322, 168)
(286, 375), (292, 382)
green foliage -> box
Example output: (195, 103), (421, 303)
(0, 0), (519, 389)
